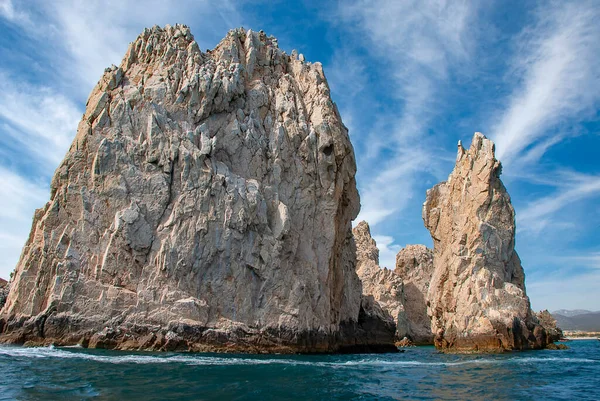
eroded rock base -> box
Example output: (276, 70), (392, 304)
(0, 311), (397, 354)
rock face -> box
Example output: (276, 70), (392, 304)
(423, 132), (545, 352)
(353, 221), (408, 340)
(536, 310), (563, 343)
(0, 25), (396, 353)
(353, 222), (435, 344)
(394, 245), (434, 344)
(0, 278), (8, 310)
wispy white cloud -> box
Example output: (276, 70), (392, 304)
(0, 167), (48, 279)
(477, 2), (600, 310)
(326, 49), (368, 101)
(357, 147), (433, 226)
(0, 71), (81, 168)
(339, 0), (476, 148)
(0, 64), (79, 281)
(492, 0), (600, 168)
(528, 270), (600, 311)
(3, 0), (244, 97)
(325, 49), (370, 151)
(336, 0), (477, 229)
(518, 172), (600, 234)
(48, 0), (239, 89)
(339, 0), (473, 80)
(566, 253), (600, 269)
(0, 0), (14, 19)
(372, 235), (402, 270)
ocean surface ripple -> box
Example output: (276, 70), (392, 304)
(1, 340), (598, 400)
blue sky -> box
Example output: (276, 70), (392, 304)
(0, 0), (599, 311)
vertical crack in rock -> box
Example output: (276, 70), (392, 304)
(0, 25), (396, 353)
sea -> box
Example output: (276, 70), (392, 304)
(1, 340), (598, 400)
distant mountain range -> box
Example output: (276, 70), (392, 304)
(552, 309), (595, 317)
(552, 310), (600, 331)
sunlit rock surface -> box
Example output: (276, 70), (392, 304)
(0, 25), (396, 353)
(423, 132), (546, 352)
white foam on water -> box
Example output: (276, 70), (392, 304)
(0, 346), (597, 368)
(339, 356), (600, 367)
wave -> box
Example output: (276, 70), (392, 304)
(336, 357), (600, 367)
(0, 346), (598, 368)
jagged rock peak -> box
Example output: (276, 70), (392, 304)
(353, 221), (379, 264)
(0, 26), (397, 353)
(423, 132), (545, 352)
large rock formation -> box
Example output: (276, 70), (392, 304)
(353, 221), (408, 340)
(394, 245), (434, 344)
(0, 25), (396, 353)
(536, 310), (563, 343)
(355, 132), (551, 352)
(423, 132), (545, 352)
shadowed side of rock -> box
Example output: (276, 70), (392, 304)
(0, 25), (395, 353)
(423, 133), (546, 352)
(353, 221), (410, 341)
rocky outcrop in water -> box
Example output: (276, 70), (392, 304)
(536, 310), (563, 343)
(394, 245), (434, 344)
(353, 224), (435, 345)
(353, 221), (408, 340)
(0, 25), (396, 353)
(545, 342), (568, 350)
(423, 132), (545, 352)
(353, 223), (435, 344)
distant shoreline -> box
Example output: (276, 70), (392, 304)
(562, 331), (600, 340)
(564, 337), (599, 340)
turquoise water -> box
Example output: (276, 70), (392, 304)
(1, 341), (598, 400)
